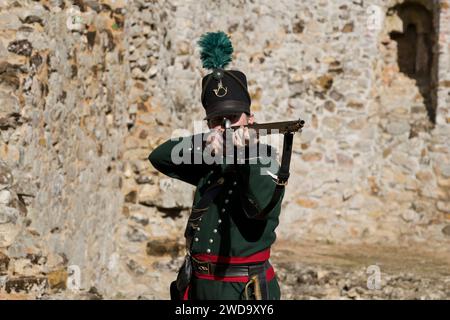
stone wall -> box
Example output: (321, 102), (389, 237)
(123, 0), (450, 245)
(0, 0), (129, 298)
(0, 0), (448, 299)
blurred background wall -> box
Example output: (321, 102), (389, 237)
(0, 0), (448, 299)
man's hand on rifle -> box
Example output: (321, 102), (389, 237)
(205, 128), (224, 157)
(206, 126), (259, 157)
(232, 126), (258, 148)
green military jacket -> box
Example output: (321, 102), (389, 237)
(148, 134), (284, 258)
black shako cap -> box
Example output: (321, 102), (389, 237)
(201, 69), (251, 120)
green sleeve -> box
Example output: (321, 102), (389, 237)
(224, 146), (284, 220)
(148, 134), (207, 186)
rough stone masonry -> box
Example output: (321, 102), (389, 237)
(0, 0), (448, 299)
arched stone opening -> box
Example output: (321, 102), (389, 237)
(387, 1), (439, 125)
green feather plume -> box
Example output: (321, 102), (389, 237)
(197, 31), (233, 70)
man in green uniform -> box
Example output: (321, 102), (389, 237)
(148, 31), (285, 300)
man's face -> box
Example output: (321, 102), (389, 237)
(207, 112), (254, 131)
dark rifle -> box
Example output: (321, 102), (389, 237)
(223, 118), (305, 135)
(217, 117), (305, 218)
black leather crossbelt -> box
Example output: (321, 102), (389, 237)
(191, 257), (271, 278)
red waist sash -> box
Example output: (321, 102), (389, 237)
(191, 247), (274, 283)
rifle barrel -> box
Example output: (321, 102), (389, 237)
(228, 119), (305, 135)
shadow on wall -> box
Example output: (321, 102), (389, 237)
(388, 1), (439, 125)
